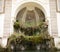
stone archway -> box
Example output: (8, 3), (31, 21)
(14, 2), (47, 21)
(14, 2), (48, 36)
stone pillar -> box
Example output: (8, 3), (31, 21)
(49, 0), (60, 49)
(2, 0), (12, 47)
(49, 0), (58, 37)
(3, 0), (12, 37)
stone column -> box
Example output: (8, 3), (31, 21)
(2, 0), (12, 47)
(49, 0), (58, 37)
(3, 0), (12, 37)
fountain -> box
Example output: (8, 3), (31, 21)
(7, 7), (55, 52)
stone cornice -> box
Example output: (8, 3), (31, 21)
(0, 0), (5, 14)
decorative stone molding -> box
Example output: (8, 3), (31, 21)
(0, 0), (5, 14)
(56, 0), (60, 12)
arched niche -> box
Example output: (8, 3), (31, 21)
(16, 7), (45, 27)
(13, 2), (49, 36)
(14, 2), (47, 20)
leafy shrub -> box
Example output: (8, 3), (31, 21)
(14, 21), (20, 30)
(0, 45), (7, 52)
(7, 33), (53, 50)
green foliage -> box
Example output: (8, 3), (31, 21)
(8, 34), (42, 45)
(0, 45), (7, 52)
(7, 33), (54, 50)
(14, 21), (20, 30)
(0, 45), (3, 52)
(8, 33), (51, 46)
(13, 19), (48, 36)
(11, 19), (52, 50)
